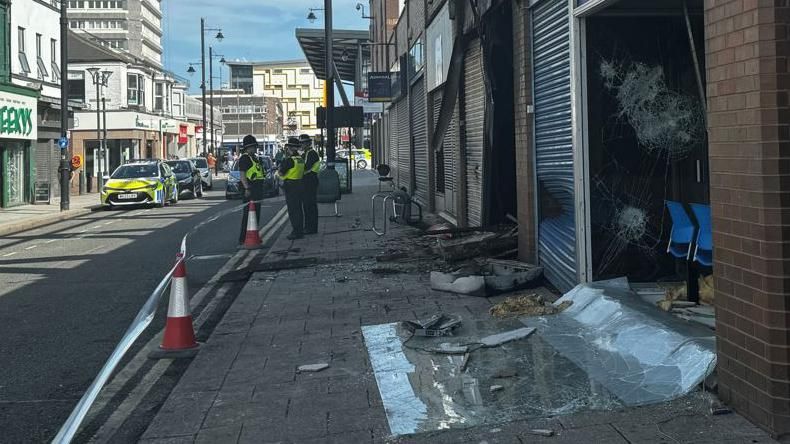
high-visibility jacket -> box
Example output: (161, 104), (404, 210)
(242, 153), (265, 181)
(305, 149), (320, 174)
(283, 156), (305, 181)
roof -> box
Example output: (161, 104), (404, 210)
(225, 59), (308, 67)
(294, 28), (371, 82)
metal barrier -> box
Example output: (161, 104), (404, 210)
(52, 199), (270, 444)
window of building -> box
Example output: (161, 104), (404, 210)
(128, 73), (145, 106)
(35, 34), (48, 79)
(409, 37), (424, 78)
(154, 82), (164, 111)
(50, 39), (60, 83)
(68, 71), (85, 103)
(0, 2), (7, 82)
(17, 27), (30, 75)
(300, 68), (311, 74)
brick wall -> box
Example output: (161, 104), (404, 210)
(513, 0), (536, 263)
(705, 0), (790, 437)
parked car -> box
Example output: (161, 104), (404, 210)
(226, 156), (280, 199)
(337, 148), (372, 169)
(165, 159), (203, 198)
(190, 157), (213, 190)
(101, 160), (178, 209)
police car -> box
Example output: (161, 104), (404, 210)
(101, 160), (179, 209)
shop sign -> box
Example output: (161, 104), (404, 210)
(0, 91), (37, 140)
(178, 124), (188, 144)
(367, 72), (392, 102)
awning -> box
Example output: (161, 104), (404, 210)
(295, 28), (371, 82)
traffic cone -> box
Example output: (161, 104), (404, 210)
(242, 201), (263, 249)
(151, 254), (199, 358)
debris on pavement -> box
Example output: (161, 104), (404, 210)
(435, 231), (518, 262)
(526, 429), (555, 437)
(402, 314), (462, 337)
(431, 260), (543, 297)
(490, 293), (572, 318)
(336, 276), (348, 283)
(296, 363), (330, 373)
(489, 385), (504, 393)
(479, 327), (535, 347)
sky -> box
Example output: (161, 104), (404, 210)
(162, 0), (371, 92)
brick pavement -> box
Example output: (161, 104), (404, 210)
(140, 172), (779, 444)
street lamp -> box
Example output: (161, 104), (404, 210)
(199, 18), (223, 157)
(306, 3), (336, 163)
(87, 67), (112, 192)
(209, 47), (226, 173)
(307, 7), (323, 23)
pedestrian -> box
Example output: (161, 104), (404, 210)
(278, 137), (305, 240)
(238, 135), (266, 246)
(300, 134), (320, 234)
(206, 152), (216, 175)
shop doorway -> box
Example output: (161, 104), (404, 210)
(584, 2), (708, 282)
(1, 143), (28, 207)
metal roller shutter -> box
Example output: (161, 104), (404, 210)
(35, 141), (52, 184)
(532, 0), (576, 292)
(411, 78), (428, 204)
(396, 98), (410, 191)
(463, 40), (485, 227)
(388, 105), (399, 184)
(434, 88), (458, 215)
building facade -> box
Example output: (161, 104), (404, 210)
(364, 0), (790, 438)
(67, 0), (163, 67)
(227, 60), (324, 136)
(1, 0), (71, 207)
(201, 89), (282, 157)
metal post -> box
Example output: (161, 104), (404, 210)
(96, 79), (103, 192)
(209, 46), (215, 157)
(325, 0), (335, 163)
(59, 0), (70, 210)
(200, 18), (207, 156)
(102, 97), (108, 172)
(217, 63), (223, 175)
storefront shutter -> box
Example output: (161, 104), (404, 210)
(411, 77), (428, 204)
(532, 0), (577, 292)
(464, 39), (485, 227)
(396, 98), (411, 191)
(35, 141), (53, 184)
(433, 88), (458, 216)
(388, 104), (399, 185)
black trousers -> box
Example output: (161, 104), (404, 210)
(302, 173), (318, 233)
(239, 181), (264, 244)
(283, 180), (304, 235)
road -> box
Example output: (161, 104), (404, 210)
(0, 182), (284, 443)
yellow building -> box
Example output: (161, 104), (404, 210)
(227, 60), (324, 137)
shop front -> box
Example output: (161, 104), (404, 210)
(0, 90), (38, 208)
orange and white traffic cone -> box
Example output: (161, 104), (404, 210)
(242, 201), (262, 249)
(151, 254), (199, 358)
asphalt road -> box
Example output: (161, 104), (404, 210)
(0, 182), (284, 443)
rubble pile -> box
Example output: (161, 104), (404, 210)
(489, 293), (572, 318)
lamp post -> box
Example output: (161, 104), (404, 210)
(209, 48), (226, 175)
(59, 0), (69, 210)
(307, 3), (336, 163)
(87, 68), (112, 192)
(199, 18), (223, 158)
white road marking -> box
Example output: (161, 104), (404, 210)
(25, 245), (38, 250)
(3, 252), (17, 257)
(45, 239), (58, 244)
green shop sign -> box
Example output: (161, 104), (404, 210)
(0, 106), (34, 137)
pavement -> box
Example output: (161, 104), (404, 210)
(0, 177), (289, 443)
(139, 171), (780, 444)
(0, 192), (103, 237)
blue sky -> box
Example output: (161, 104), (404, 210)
(162, 0), (370, 92)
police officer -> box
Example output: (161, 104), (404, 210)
(300, 134), (320, 234)
(238, 135), (266, 245)
(278, 137), (305, 240)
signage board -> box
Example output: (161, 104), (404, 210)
(0, 90), (37, 140)
(354, 96), (384, 114)
(178, 124), (188, 144)
(367, 72), (392, 103)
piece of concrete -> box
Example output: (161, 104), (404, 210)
(526, 429), (555, 437)
(296, 363), (330, 373)
(489, 385), (504, 393)
(479, 327), (535, 348)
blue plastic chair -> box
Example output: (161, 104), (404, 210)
(666, 201), (696, 260)
(690, 203), (712, 266)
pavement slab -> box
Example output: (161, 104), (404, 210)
(141, 172), (780, 444)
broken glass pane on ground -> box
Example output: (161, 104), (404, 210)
(362, 279), (716, 437)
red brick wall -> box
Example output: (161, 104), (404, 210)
(513, 0), (537, 263)
(705, 0), (790, 437)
